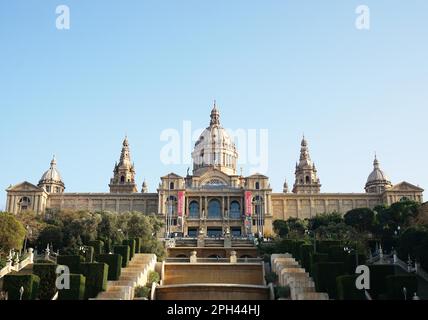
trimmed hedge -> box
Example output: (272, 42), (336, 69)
(276, 239), (295, 254)
(122, 239), (136, 259)
(368, 265), (397, 299)
(3, 274), (40, 300)
(114, 245), (130, 267)
(385, 274), (418, 300)
(97, 254), (123, 281)
(309, 252), (329, 275)
(316, 240), (342, 254)
(133, 238), (142, 254)
(300, 244), (314, 272)
(57, 255), (84, 274)
(291, 240), (306, 261)
(80, 262), (109, 299)
(88, 240), (104, 256)
(336, 275), (366, 300)
(58, 274), (86, 300)
(328, 245), (346, 263)
(33, 263), (58, 300)
(313, 262), (345, 299)
(344, 253), (366, 275)
(83, 246), (95, 263)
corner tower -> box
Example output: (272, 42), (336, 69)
(109, 137), (138, 193)
(292, 136), (321, 194)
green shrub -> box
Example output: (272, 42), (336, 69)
(275, 286), (291, 299)
(88, 240), (104, 256)
(122, 239), (136, 259)
(313, 262), (345, 299)
(113, 245), (130, 267)
(134, 286), (151, 299)
(3, 274), (40, 300)
(79, 262), (109, 299)
(58, 274), (86, 300)
(368, 265), (397, 299)
(147, 271), (160, 288)
(309, 252), (329, 275)
(57, 255), (84, 274)
(336, 275), (366, 300)
(133, 238), (142, 254)
(97, 254), (123, 281)
(300, 244), (314, 272)
(33, 263), (58, 300)
(385, 275), (418, 300)
(265, 272), (278, 284)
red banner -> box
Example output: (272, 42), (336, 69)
(245, 191), (252, 217)
(177, 191), (185, 217)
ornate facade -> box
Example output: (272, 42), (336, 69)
(5, 103), (425, 238)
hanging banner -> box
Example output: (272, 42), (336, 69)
(245, 191), (252, 217)
(177, 191), (185, 217)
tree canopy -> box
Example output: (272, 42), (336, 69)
(0, 212), (26, 253)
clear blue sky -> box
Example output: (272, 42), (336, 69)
(1, 1), (427, 210)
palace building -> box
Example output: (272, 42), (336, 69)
(5, 104), (424, 238)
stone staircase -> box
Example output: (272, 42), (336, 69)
(94, 254), (157, 300)
(271, 254), (329, 301)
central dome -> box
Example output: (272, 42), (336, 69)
(192, 102), (238, 176)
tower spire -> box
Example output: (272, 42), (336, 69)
(293, 136), (321, 194)
(109, 136), (138, 193)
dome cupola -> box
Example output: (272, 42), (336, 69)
(365, 155), (392, 193)
(38, 155), (65, 193)
(192, 101), (238, 176)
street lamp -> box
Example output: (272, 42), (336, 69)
(305, 229), (317, 253)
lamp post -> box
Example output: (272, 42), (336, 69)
(344, 246), (359, 268)
(305, 229), (317, 253)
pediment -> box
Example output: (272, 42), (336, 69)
(199, 169), (231, 186)
(389, 181), (424, 192)
(7, 181), (44, 192)
(161, 172), (183, 179)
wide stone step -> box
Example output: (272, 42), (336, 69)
(296, 292), (329, 300)
(108, 280), (136, 287)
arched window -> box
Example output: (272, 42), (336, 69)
(208, 199), (221, 219)
(305, 176), (311, 184)
(189, 201), (200, 218)
(170, 182), (175, 190)
(255, 182), (260, 190)
(120, 176), (125, 183)
(230, 201), (241, 219)
(19, 197), (31, 211)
